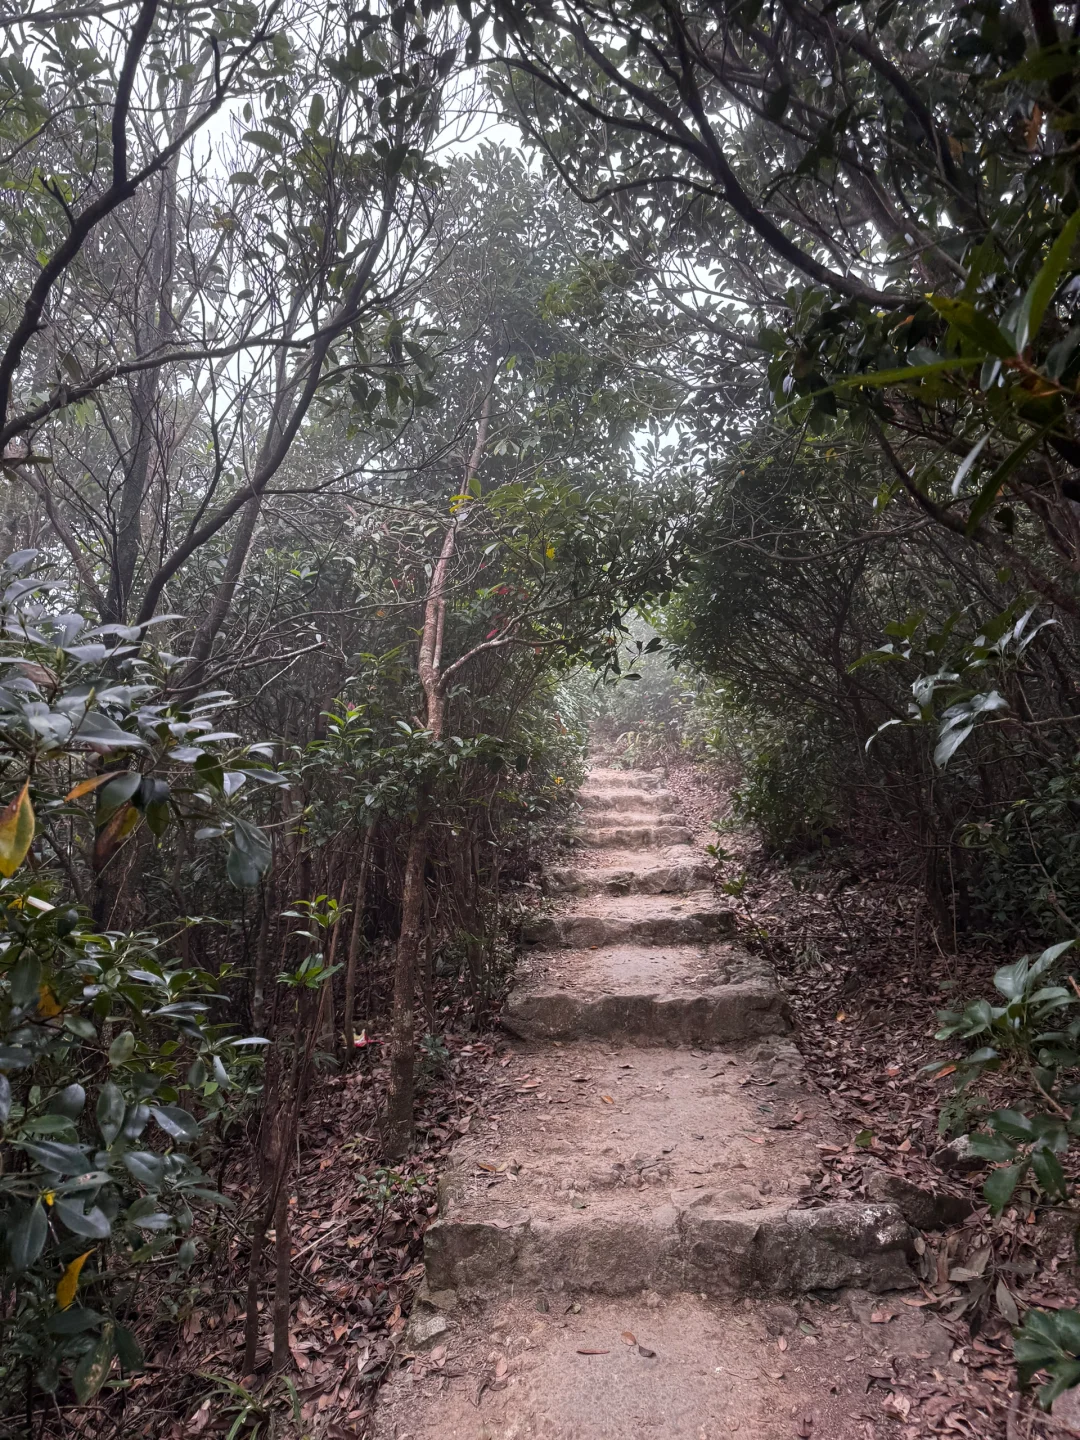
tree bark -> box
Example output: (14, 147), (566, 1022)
(384, 813), (428, 1156)
(341, 828), (373, 1060)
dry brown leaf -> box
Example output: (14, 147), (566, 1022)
(576, 1348), (609, 1355)
(620, 1331), (636, 1345)
(600, 1095), (614, 1104)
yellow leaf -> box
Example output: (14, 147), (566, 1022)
(92, 802), (141, 872)
(0, 782), (34, 877)
(545, 544), (555, 559)
(38, 984), (62, 1018)
(65, 774), (112, 801)
(42, 1190), (55, 1206)
(56, 1250), (93, 1310)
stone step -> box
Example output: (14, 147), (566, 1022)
(504, 942), (787, 1045)
(523, 905), (734, 949)
(586, 767), (664, 791)
(547, 858), (713, 897)
(503, 979), (790, 1044)
(583, 825), (693, 849)
(580, 789), (677, 811)
(425, 1197), (912, 1301)
(422, 1043), (913, 1302)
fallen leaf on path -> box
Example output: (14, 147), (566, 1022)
(621, 1331), (636, 1345)
(576, 1348), (609, 1355)
(637, 1346), (656, 1358)
(869, 1310), (894, 1324)
(600, 1095), (614, 1104)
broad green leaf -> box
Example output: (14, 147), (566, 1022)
(984, 1161), (1026, 1215)
(108, 1032), (135, 1066)
(1032, 1146), (1068, 1200)
(73, 1324), (115, 1403)
(54, 1199), (110, 1240)
(965, 428), (1048, 536)
(828, 356), (982, 391)
(19, 1139), (90, 1172)
(5, 1200), (47, 1270)
(149, 1104), (199, 1141)
(96, 1082), (125, 1144)
(930, 296), (1014, 358)
(1014, 209), (1080, 352)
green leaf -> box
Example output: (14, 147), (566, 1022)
(828, 355), (982, 391)
(5, 1200), (47, 1270)
(965, 428), (1049, 536)
(73, 1323), (115, 1402)
(930, 297), (1015, 359)
(969, 1131), (1017, 1162)
(20, 1139), (89, 1172)
(8, 952), (42, 1008)
(1014, 209), (1080, 352)
(96, 1082), (125, 1145)
(123, 1151), (165, 1189)
(115, 1324), (143, 1374)
(96, 771), (141, 824)
(984, 1161), (1027, 1215)
(108, 1031), (135, 1066)
(149, 1104), (199, 1141)
(54, 1198), (111, 1239)
(1032, 1146), (1068, 1200)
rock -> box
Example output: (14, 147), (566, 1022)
(683, 1202), (914, 1296)
(427, 1201), (913, 1299)
(762, 1303), (797, 1335)
(934, 1135), (986, 1175)
(403, 1309), (451, 1351)
(1052, 1386), (1080, 1434)
(866, 1170), (971, 1230)
(501, 979), (792, 1045)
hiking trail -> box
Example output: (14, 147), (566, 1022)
(376, 763), (956, 1439)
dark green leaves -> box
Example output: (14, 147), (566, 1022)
(1016, 1308), (1080, 1407)
(226, 816), (272, 889)
(5, 1200), (47, 1270)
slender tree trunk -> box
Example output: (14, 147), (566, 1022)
(271, 1169), (292, 1370)
(341, 828), (373, 1060)
(384, 813), (428, 1156)
(383, 390), (492, 1154)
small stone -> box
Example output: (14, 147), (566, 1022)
(933, 1135), (986, 1175)
(866, 1170), (971, 1230)
(404, 1310), (450, 1351)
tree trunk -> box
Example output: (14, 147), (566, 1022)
(271, 1169), (292, 1370)
(384, 813), (428, 1156)
(341, 828), (373, 1060)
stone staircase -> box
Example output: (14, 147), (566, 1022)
(376, 765), (940, 1439)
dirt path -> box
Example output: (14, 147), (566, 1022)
(375, 764), (961, 1439)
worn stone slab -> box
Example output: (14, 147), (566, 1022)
(503, 979), (790, 1043)
(547, 858), (714, 897)
(426, 1200), (912, 1299)
(522, 906), (735, 949)
(582, 824), (694, 849)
